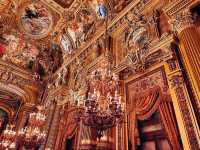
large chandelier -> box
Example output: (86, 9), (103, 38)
(18, 107), (46, 148)
(80, 68), (124, 139)
(0, 124), (17, 150)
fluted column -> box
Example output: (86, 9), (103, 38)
(165, 56), (200, 150)
(171, 9), (200, 107)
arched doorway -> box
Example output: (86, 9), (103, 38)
(128, 86), (182, 150)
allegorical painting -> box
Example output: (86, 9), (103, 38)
(60, 28), (75, 55)
(0, 31), (39, 67)
(20, 3), (53, 38)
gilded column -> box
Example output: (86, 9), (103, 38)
(171, 9), (200, 108)
(165, 57), (200, 150)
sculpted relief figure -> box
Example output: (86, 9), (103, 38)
(60, 28), (75, 55)
(126, 14), (150, 51)
(124, 13), (153, 72)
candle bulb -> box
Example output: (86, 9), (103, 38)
(119, 96), (121, 104)
(110, 96), (112, 103)
(122, 103), (125, 111)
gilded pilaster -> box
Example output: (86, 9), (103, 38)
(170, 9), (200, 108)
(45, 103), (61, 149)
(164, 58), (200, 150)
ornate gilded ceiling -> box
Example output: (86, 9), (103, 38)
(0, 0), (133, 78)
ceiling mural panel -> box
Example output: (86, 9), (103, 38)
(0, 0), (135, 78)
(18, 2), (54, 39)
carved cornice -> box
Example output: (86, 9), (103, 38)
(163, 0), (199, 17)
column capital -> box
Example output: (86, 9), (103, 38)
(169, 9), (194, 34)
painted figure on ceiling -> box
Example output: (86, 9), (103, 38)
(126, 14), (150, 51)
(22, 43), (39, 62)
(0, 31), (41, 68)
(21, 3), (52, 36)
(0, 33), (25, 60)
(60, 28), (75, 55)
(97, 2), (107, 18)
(68, 19), (84, 48)
(77, 8), (96, 40)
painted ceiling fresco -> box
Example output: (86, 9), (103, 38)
(0, 0), (132, 78)
(20, 3), (53, 38)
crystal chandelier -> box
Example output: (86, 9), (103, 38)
(18, 107), (46, 148)
(80, 68), (124, 139)
(0, 124), (17, 150)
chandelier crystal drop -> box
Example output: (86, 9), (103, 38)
(80, 68), (124, 139)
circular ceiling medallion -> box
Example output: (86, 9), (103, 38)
(18, 2), (53, 39)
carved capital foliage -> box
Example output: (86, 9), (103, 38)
(169, 9), (194, 34)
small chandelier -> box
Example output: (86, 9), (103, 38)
(18, 107), (46, 148)
(80, 68), (124, 139)
(0, 124), (17, 150)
